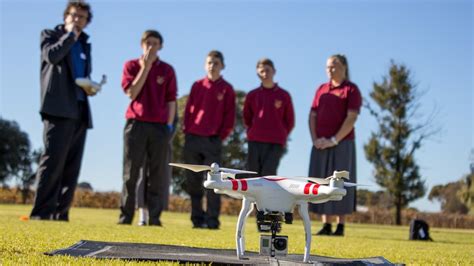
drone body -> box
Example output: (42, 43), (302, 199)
(205, 175), (347, 213)
(170, 162), (356, 263)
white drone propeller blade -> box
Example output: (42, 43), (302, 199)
(219, 167), (258, 175)
(169, 163), (210, 172)
(344, 182), (369, 187)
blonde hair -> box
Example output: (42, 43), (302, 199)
(329, 54), (350, 81)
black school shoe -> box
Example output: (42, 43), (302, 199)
(193, 222), (208, 229)
(316, 223), (332, 235)
(149, 218), (162, 226)
(333, 223), (344, 236)
(207, 219), (220, 230)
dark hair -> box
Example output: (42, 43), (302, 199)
(329, 54), (350, 81)
(256, 58), (275, 70)
(63, 1), (93, 23)
(141, 30), (163, 45)
(207, 50), (225, 66)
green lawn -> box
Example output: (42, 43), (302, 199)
(1, 204), (473, 265)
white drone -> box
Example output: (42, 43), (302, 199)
(75, 75), (107, 95)
(169, 162), (359, 263)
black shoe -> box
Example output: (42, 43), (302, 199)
(30, 215), (52, 221)
(316, 223), (332, 235)
(118, 214), (132, 225)
(149, 218), (162, 226)
(193, 223), (208, 229)
(333, 223), (344, 236)
(54, 213), (69, 222)
(207, 219), (220, 230)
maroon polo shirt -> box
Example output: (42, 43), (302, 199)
(122, 58), (177, 123)
(311, 80), (362, 140)
(243, 84), (295, 145)
(183, 76), (236, 140)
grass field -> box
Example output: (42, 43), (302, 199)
(1, 204), (473, 265)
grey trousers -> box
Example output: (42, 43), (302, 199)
(184, 134), (222, 225)
(119, 120), (171, 224)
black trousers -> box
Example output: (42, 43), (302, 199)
(184, 134), (222, 226)
(247, 141), (284, 176)
(119, 120), (171, 224)
(30, 103), (88, 221)
(135, 145), (172, 209)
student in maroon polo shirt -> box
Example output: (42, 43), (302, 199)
(183, 50), (236, 229)
(118, 30), (177, 226)
(308, 54), (362, 236)
(243, 58), (295, 177)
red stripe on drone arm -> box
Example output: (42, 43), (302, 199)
(240, 179), (248, 191)
(304, 183), (312, 195)
(231, 179), (238, 191)
(312, 183), (320, 195)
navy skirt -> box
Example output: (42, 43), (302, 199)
(308, 139), (357, 215)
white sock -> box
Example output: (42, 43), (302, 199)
(138, 208), (148, 224)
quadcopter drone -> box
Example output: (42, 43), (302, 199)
(169, 162), (359, 263)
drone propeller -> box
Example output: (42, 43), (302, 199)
(326, 170), (350, 180)
(285, 170), (366, 187)
(169, 163), (213, 173)
(169, 163), (257, 177)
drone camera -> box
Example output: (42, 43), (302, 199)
(259, 235), (288, 256)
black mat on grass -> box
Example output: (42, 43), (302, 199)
(47, 240), (396, 265)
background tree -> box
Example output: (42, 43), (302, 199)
(364, 61), (436, 225)
(429, 179), (469, 214)
(0, 118), (32, 186)
(357, 189), (394, 209)
(171, 90), (248, 194)
(449, 150), (474, 214)
(19, 149), (41, 204)
(77, 182), (94, 191)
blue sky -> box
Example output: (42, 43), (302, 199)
(1, 0), (472, 212)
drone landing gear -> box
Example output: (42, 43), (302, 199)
(235, 200), (311, 263)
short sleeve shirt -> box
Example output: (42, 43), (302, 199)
(311, 80), (362, 140)
(121, 59), (177, 123)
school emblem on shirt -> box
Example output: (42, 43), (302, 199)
(274, 99), (282, 109)
(217, 92), (225, 101)
(156, 76), (165, 85)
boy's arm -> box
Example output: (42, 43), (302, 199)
(243, 94), (252, 129)
(126, 48), (154, 100)
(284, 94), (295, 134)
(165, 66), (178, 128)
(167, 101), (176, 126)
(182, 84), (196, 132)
(219, 89), (236, 140)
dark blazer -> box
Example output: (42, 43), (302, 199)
(40, 24), (93, 128)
